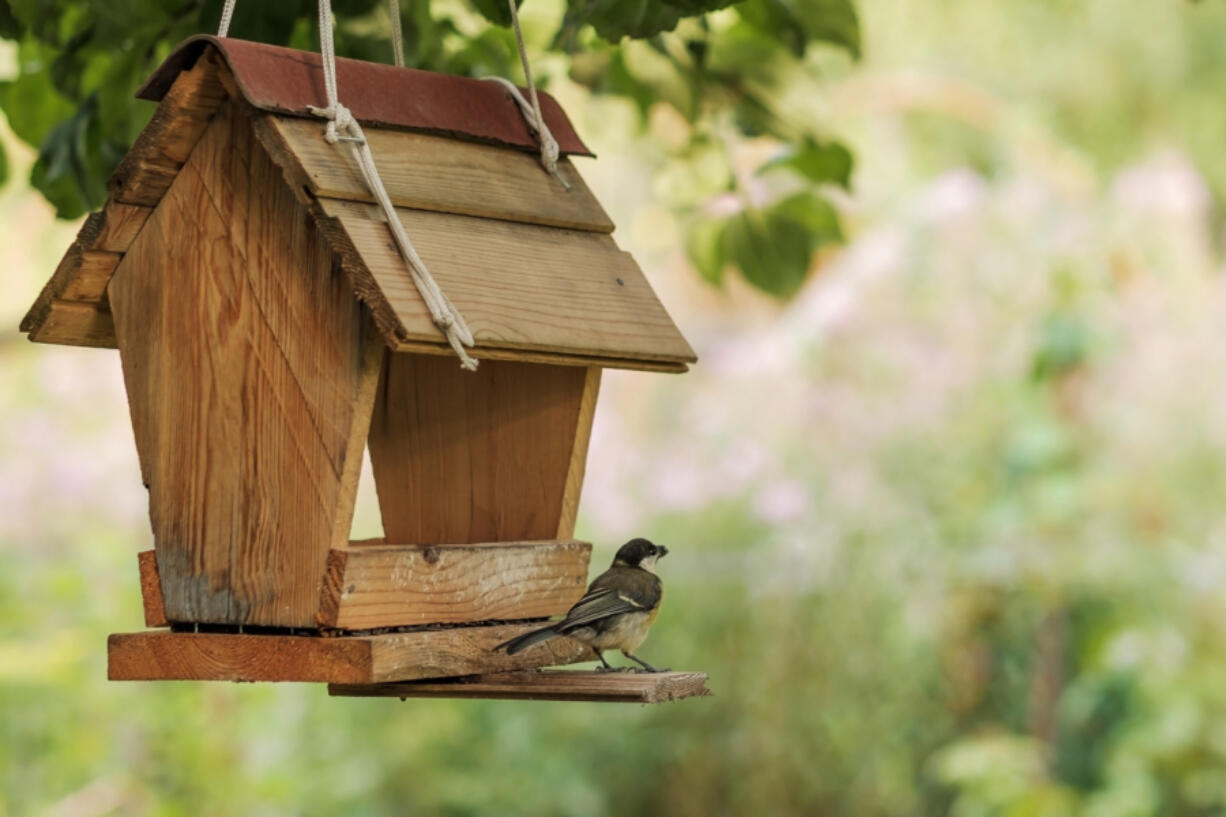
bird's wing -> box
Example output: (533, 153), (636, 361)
(556, 586), (649, 632)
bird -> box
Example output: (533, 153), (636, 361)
(493, 538), (669, 672)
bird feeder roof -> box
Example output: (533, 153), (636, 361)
(22, 36), (696, 372)
(138, 36), (594, 157)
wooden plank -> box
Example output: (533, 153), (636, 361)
(108, 102), (373, 627)
(317, 540), (591, 630)
(108, 54), (228, 207)
(330, 670), (712, 703)
(368, 355), (587, 545)
(556, 368), (601, 539)
(28, 301), (116, 348)
(390, 339), (688, 374)
(138, 551), (169, 628)
(329, 333), (384, 551)
(107, 624), (595, 683)
(320, 199), (697, 368)
(265, 116), (614, 233)
(57, 251), (120, 301)
(93, 202), (154, 252)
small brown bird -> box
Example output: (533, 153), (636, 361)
(493, 538), (668, 672)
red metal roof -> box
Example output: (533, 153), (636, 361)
(138, 35), (593, 156)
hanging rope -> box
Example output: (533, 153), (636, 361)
(387, 0), (405, 68)
(310, 1), (478, 370)
(480, 0), (570, 190)
(217, 0), (237, 36)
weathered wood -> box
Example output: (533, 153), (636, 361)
(320, 198), (696, 368)
(318, 540), (591, 630)
(28, 301), (116, 348)
(265, 117), (613, 233)
(22, 200), (154, 347)
(138, 551), (169, 628)
(107, 625), (595, 683)
(368, 355), (587, 545)
(108, 102), (374, 627)
(557, 368), (601, 539)
(108, 54), (227, 206)
(57, 251), (120, 302)
(330, 670), (712, 703)
(93, 202), (154, 252)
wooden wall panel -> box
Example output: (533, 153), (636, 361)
(368, 355), (588, 545)
(108, 101), (377, 627)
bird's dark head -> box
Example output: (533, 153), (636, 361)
(613, 538), (669, 572)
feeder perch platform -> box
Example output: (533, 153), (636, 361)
(330, 669), (712, 703)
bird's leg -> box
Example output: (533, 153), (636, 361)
(623, 652), (668, 673)
(594, 651), (616, 672)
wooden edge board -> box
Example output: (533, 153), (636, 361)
(390, 338), (690, 374)
(556, 368), (601, 539)
(138, 551), (169, 628)
(328, 670), (712, 703)
(319, 540), (592, 630)
(108, 625), (597, 684)
(28, 301), (117, 348)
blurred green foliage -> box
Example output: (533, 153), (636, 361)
(9, 1), (1226, 816)
(0, 0), (859, 298)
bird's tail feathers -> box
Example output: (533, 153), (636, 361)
(492, 625), (559, 655)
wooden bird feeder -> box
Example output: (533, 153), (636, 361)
(20, 36), (708, 701)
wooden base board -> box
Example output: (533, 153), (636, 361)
(108, 625), (595, 684)
(329, 670), (712, 703)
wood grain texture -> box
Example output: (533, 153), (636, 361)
(27, 301), (115, 348)
(108, 54), (227, 207)
(107, 624), (595, 683)
(330, 670), (712, 703)
(57, 251), (120, 301)
(318, 540), (591, 629)
(21, 199), (155, 346)
(138, 550), (169, 628)
(268, 117), (613, 232)
(388, 339), (689, 374)
(368, 355), (587, 545)
(556, 367), (601, 539)
(108, 102), (374, 627)
(93, 202), (154, 252)
(320, 199), (696, 368)
(329, 335), (384, 551)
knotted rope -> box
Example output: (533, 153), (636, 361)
(310, 1), (478, 370)
(214, 0), (574, 366)
(480, 0), (570, 190)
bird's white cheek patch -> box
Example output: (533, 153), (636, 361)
(639, 554), (658, 572)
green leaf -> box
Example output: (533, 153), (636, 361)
(0, 40), (77, 147)
(31, 95), (109, 219)
(574, 0), (684, 42)
(0, 0), (20, 38)
(467, 0), (522, 29)
(736, 0), (860, 59)
(723, 205), (814, 297)
(659, 0), (742, 16)
(798, 0), (860, 57)
(761, 139), (853, 188)
(1031, 313), (1090, 381)
(0, 141), (8, 188)
(686, 217), (728, 286)
(773, 190), (842, 243)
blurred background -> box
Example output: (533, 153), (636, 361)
(9, 0), (1226, 814)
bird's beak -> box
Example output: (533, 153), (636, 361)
(657, 545), (669, 558)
